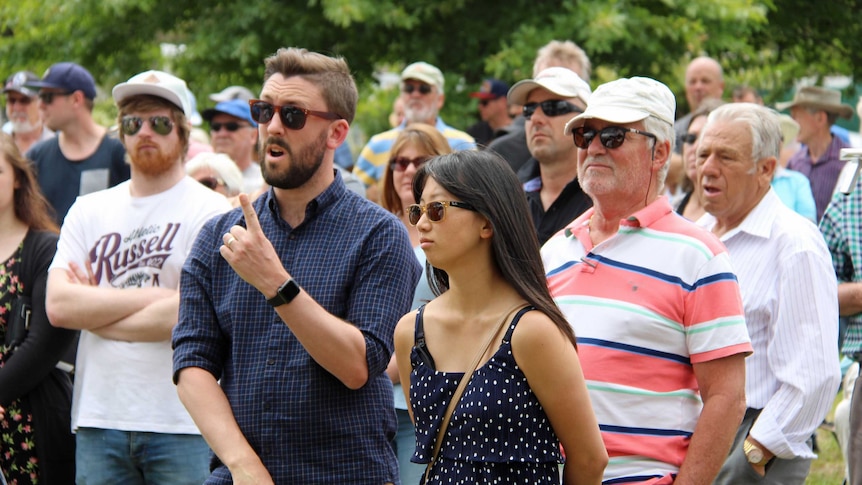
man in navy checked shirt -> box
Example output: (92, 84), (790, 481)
(172, 47), (421, 484)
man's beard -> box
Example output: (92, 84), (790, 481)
(404, 101), (437, 125)
(131, 139), (183, 176)
(9, 119), (36, 133)
(259, 131), (327, 190)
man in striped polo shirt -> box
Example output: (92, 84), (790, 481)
(542, 77), (752, 484)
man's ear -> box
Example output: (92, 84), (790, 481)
(327, 119), (350, 150)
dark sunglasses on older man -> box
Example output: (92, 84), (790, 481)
(249, 100), (343, 130)
(402, 84), (433, 95)
(407, 201), (476, 226)
(121, 115), (174, 136)
(389, 156), (430, 172)
(571, 125), (657, 150)
(210, 121), (248, 132)
(523, 100), (582, 120)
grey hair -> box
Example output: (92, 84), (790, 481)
(644, 115), (675, 188)
(185, 152), (244, 196)
(704, 103), (782, 165)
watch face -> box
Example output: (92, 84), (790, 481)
(747, 447), (764, 464)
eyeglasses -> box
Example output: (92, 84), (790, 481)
(210, 121), (249, 132)
(249, 100), (342, 130)
(523, 100), (583, 120)
(6, 96), (32, 106)
(38, 91), (73, 104)
(196, 176), (225, 190)
(120, 115), (175, 136)
(406, 200), (476, 226)
(390, 156), (430, 172)
(682, 132), (699, 145)
(402, 84), (433, 95)
(572, 126), (657, 150)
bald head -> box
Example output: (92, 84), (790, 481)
(685, 57), (724, 111)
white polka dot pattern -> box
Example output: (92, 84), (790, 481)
(409, 307), (564, 483)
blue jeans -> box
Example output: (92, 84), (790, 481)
(76, 427), (210, 485)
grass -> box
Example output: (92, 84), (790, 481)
(806, 394), (846, 485)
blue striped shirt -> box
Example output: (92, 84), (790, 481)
(173, 173), (422, 484)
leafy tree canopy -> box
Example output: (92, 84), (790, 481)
(2, 0), (860, 138)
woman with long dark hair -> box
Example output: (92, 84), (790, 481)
(0, 133), (76, 484)
(394, 151), (607, 484)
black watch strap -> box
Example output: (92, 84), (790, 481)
(267, 278), (301, 307)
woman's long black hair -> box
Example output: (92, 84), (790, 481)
(412, 150), (577, 347)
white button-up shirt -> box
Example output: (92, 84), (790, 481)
(698, 188), (841, 459)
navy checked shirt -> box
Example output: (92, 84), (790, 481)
(173, 173), (421, 484)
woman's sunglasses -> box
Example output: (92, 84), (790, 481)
(196, 176), (224, 190)
(406, 200), (476, 226)
(389, 156), (430, 172)
(121, 115), (174, 136)
(571, 126), (657, 150)
(523, 100), (582, 120)
(248, 100), (343, 130)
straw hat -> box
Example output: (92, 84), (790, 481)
(775, 86), (854, 119)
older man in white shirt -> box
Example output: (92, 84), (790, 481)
(696, 103), (841, 484)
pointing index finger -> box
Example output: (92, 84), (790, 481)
(239, 193), (263, 234)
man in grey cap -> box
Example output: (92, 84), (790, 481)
(541, 76), (752, 485)
(506, 67), (592, 244)
(26, 62), (129, 223)
(203, 98), (263, 193)
(777, 85), (855, 221)
(3, 70), (54, 154)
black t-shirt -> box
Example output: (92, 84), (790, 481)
(521, 158), (593, 245)
(27, 134), (129, 224)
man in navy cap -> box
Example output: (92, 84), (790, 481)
(466, 78), (512, 146)
(26, 62), (129, 224)
(3, 70), (54, 154)
(203, 99), (263, 193)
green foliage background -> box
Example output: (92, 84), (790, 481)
(2, 0), (861, 147)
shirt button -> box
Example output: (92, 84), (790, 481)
(266, 358), (276, 365)
(263, 402), (272, 411)
(288, 234), (297, 240)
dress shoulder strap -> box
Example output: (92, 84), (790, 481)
(501, 305), (535, 343)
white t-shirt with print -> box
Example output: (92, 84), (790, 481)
(50, 176), (231, 434)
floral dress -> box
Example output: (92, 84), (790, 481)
(0, 243), (40, 484)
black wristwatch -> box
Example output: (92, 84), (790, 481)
(266, 278), (301, 307)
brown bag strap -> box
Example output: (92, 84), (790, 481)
(423, 302), (528, 483)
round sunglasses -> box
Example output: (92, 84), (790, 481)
(402, 84), (433, 95)
(248, 100), (342, 130)
(406, 200), (476, 226)
(571, 126), (657, 150)
(196, 176), (225, 190)
(121, 115), (174, 136)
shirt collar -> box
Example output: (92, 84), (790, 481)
(266, 169), (348, 225)
(698, 188), (779, 241)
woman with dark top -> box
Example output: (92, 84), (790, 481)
(0, 133), (77, 484)
(380, 123), (452, 484)
(394, 151), (607, 484)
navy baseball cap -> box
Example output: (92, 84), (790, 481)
(27, 62), (97, 100)
(470, 79), (510, 100)
(202, 99), (257, 127)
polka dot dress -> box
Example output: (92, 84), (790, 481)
(409, 306), (563, 484)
